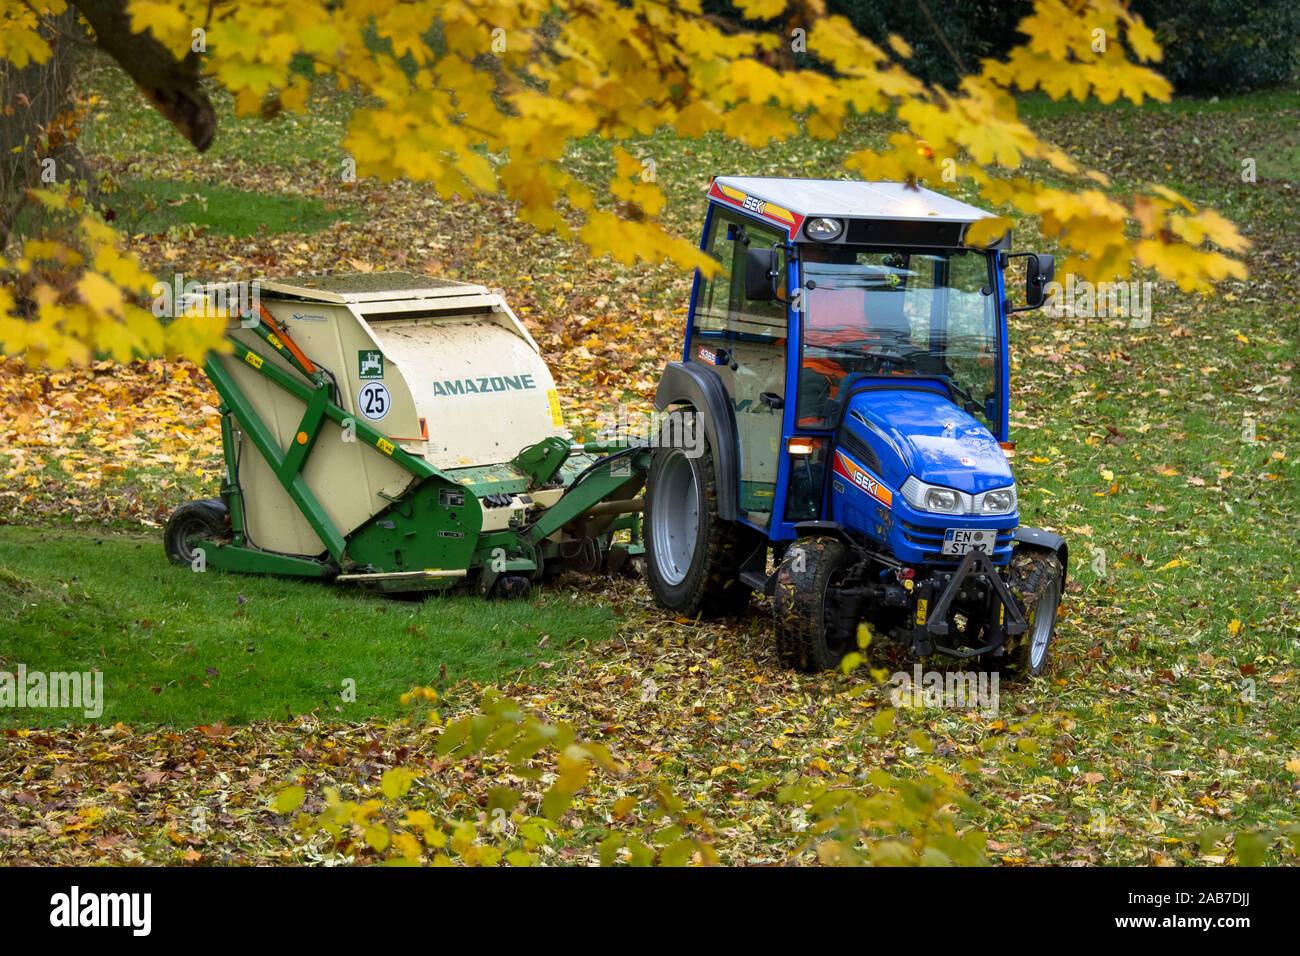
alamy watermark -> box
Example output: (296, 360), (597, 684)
(0, 665), (104, 718)
(151, 273), (262, 324)
(1043, 274), (1156, 328)
(49, 886), (150, 936)
(890, 664), (999, 716)
(587, 405), (705, 458)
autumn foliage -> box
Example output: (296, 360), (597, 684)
(2, 0), (1248, 367)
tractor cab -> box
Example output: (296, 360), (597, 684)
(645, 177), (1067, 674)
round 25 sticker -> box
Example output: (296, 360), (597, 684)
(358, 382), (390, 421)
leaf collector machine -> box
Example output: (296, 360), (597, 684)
(164, 273), (646, 597)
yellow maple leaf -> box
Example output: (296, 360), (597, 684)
(734, 0), (787, 20)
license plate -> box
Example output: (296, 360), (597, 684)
(942, 528), (996, 555)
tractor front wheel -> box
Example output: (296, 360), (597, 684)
(1000, 547), (1064, 678)
(773, 536), (854, 672)
(164, 499), (229, 566)
(644, 440), (754, 618)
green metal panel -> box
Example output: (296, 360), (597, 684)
(510, 436), (570, 487)
(345, 477), (484, 583)
(470, 533), (541, 593)
(443, 462), (531, 497)
(203, 541), (331, 577)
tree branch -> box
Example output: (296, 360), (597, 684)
(69, 0), (217, 151)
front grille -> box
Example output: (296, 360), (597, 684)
(900, 519), (1014, 563)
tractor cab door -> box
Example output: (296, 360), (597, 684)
(689, 208), (788, 530)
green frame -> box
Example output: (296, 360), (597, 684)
(206, 336), (446, 563)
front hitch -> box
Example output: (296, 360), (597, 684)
(917, 549), (1027, 659)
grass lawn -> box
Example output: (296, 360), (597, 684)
(111, 178), (352, 239)
(0, 525), (615, 727)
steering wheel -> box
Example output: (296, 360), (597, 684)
(815, 339), (927, 374)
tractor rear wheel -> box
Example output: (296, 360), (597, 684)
(1000, 547), (1064, 678)
(644, 440), (755, 618)
(773, 536), (854, 672)
(164, 499), (229, 566)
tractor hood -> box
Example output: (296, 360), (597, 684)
(842, 386), (1012, 495)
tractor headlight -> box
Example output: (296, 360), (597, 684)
(902, 476), (965, 514)
(805, 217), (843, 242)
(980, 487), (1017, 515)
(926, 488), (961, 512)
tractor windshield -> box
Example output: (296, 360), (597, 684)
(797, 247), (999, 431)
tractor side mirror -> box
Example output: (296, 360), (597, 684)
(1024, 253), (1054, 308)
(1005, 251), (1056, 313)
(745, 246), (777, 301)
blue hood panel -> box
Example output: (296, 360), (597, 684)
(844, 387), (1012, 494)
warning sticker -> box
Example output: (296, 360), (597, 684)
(546, 388), (564, 427)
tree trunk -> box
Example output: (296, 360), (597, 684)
(0, 10), (81, 250)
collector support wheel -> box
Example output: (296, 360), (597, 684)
(164, 498), (229, 566)
(644, 439), (755, 618)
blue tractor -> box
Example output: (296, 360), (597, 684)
(644, 177), (1067, 675)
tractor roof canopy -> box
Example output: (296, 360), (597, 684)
(709, 176), (1008, 249)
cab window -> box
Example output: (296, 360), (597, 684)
(797, 247), (999, 431)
